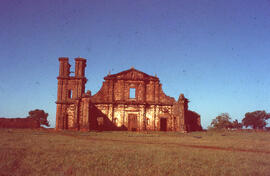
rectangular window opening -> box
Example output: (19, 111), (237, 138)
(68, 90), (73, 99)
(129, 88), (136, 99)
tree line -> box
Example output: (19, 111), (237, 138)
(209, 110), (270, 130)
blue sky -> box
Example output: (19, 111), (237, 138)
(0, 0), (269, 128)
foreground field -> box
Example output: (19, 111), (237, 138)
(0, 129), (270, 176)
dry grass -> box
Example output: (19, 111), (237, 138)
(0, 129), (270, 176)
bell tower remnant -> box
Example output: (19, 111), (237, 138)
(55, 57), (87, 130)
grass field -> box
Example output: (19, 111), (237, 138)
(0, 129), (270, 176)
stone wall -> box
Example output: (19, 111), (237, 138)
(0, 118), (40, 128)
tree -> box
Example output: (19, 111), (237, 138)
(232, 119), (242, 129)
(242, 110), (270, 129)
(27, 109), (50, 127)
(210, 113), (233, 129)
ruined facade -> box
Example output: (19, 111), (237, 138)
(56, 57), (202, 132)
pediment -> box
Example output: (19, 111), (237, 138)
(104, 68), (158, 81)
(116, 69), (145, 80)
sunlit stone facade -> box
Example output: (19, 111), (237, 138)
(55, 58), (202, 132)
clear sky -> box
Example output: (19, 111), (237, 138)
(0, 0), (269, 128)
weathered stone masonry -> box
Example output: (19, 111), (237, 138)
(56, 57), (202, 132)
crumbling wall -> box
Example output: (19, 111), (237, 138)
(172, 94), (202, 132)
(186, 110), (203, 131)
(0, 118), (40, 128)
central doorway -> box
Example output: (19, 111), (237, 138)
(128, 114), (138, 131)
(160, 118), (167, 131)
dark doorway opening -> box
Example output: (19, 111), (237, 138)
(160, 118), (167, 131)
(128, 114), (138, 131)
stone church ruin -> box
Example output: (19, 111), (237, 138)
(55, 57), (202, 132)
